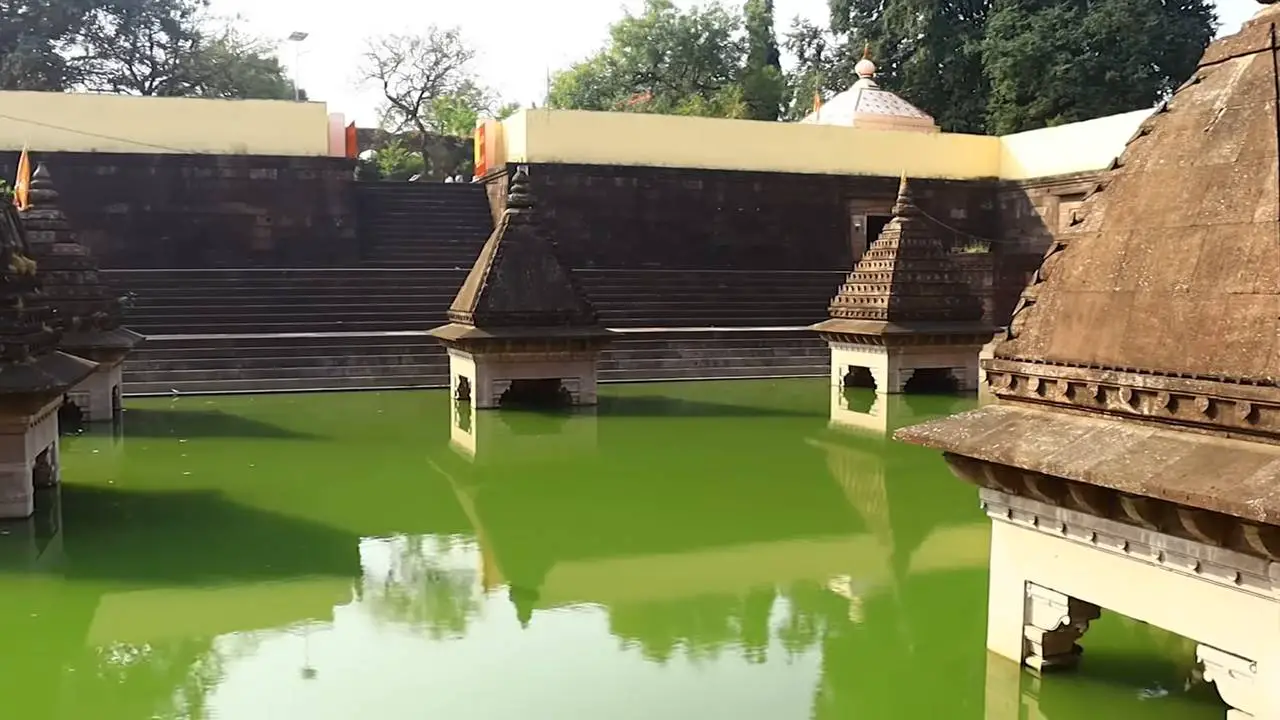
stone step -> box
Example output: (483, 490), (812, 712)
(122, 333), (441, 352)
(129, 293), (453, 307)
(128, 341), (825, 367)
(126, 352), (445, 372)
(356, 183), (487, 195)
(127, 320), (437, 334)
(105, 269), (467, 283)
(125, 362), (446, 383)
(127, 303), (440, 317)
(125, 374), (448, 396)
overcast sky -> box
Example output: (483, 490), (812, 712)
(207, 0), (1259, 126)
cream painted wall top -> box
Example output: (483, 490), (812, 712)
(0, 91), (332, 156)
(499, 106), (1152, 182)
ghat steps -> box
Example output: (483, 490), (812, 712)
(121, 329), (830, 395)
(105, 181), (843, 394)
(354, 183), (493, 268)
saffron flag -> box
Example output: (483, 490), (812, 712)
(13, 146), (30, 211)
(474, 124), (487, 179)
(812, 91), (823, 114)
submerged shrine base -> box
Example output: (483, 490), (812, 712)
(982, 488), (1278, 719)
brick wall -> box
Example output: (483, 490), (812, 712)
(0, 151), (358, 269)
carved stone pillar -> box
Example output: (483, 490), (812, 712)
(1023, 583), (1100, 671)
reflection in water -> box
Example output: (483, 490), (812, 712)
(0, 382), (1225, 719)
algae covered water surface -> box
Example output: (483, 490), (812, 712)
(0, 380), (1223, 718)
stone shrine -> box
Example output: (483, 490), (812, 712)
(897, 5), (1280, 717)
(430, 165), (612, 409)
(811, 174), (992, 395)
(20, 164), (143, 422)
(0, 203), (97, 519)
(801, 47), (939, 133)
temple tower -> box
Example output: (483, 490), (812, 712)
(897, 4), (1280, 717)
(20, 164), (143, 422)
(430, 165), (612, 409)
(811, 174), (992, 395)
(0, 203), (97, 519)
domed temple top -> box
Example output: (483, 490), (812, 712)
(800, 46), (939, 133)
(812, 174), (989, 337)
(430, 166), (609, 343)
(0, 203), (96, 397)
(19, 164), (143, 356)
(896, 14), (1280, 532)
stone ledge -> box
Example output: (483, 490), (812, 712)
(981, 488), (1280, 598)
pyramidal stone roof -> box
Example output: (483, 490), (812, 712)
(812, 174), (988, 337)
(20, 164), (143, 355)
(896, 3), (1280, 532)
(431, 166), (609, 343)
(0, 203), (96, 398)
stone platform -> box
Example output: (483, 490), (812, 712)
(120, 328), (830, 396)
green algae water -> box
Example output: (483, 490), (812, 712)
(0, 379), (1226, 719)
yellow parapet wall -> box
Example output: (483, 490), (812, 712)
(0, 91), (332, 156)
(498, 107), (1153, 182)
(997, 108), (1153, 180)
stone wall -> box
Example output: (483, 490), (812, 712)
(0, 151), (358, 269)
(519, 162), (1002, 271)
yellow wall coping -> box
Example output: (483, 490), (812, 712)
(0, 90), (333, 156)
(498, 107), (1153, 182)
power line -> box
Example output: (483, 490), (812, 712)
(0, 112), (196, 153)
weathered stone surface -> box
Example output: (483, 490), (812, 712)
(825, 174), (985, 325)
(20, 164), (143, 357)
(432, 166), (610, 348)
(897, 6), (1280, 532)
(0, 204), (96, 398)
(0, 151), (358, 269)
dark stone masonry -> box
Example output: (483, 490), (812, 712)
(15, 146), (1102, 394)
(0, 150), (357, 269)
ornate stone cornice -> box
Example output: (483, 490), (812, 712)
(983, 358), (1280, 442)
(819, 331), (994, 348)
(949, 455), (1280, 564)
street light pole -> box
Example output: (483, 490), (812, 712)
(287, 31), (309, 102)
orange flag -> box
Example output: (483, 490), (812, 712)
(13, 146), (31, 211)
(812, 91), (823, 114)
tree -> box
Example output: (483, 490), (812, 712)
(740, 0), (784, 121)
(3, 0), (297, 98)
(780, 17), (858, 121)
(982, 0), (1216, 134)
(185, 21), (298, 100)
(358, 28), (513, 174)
(828, 0), (991, 133)
(548, 0), (747, 118)
(810, 0), (1214, 134)
(0, 0), (104, 90)
(77, 0), (207, 96)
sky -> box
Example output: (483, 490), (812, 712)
(207, 0), (1260, 127)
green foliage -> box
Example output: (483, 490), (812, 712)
(788, 0), (1216, 134)
(0, 0), (300, 99)
(549, 0), (748, 118)
(0, 180), (12, 203)
(741, 0), (784, 120)
(372, 139), (425, 181)
(982, 0), (1217, 134)
(358, 27), (517, 175)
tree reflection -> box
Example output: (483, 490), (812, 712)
(607, 584), (829, 665)
(361, 534), (484, 640)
